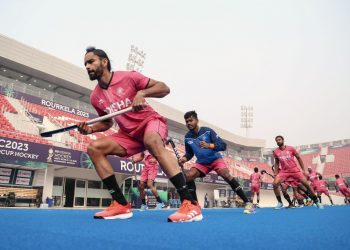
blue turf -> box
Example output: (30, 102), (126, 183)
(0, 206), (349, 250)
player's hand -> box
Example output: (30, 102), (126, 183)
(179, 156), (187, 164)
(77, 122), (93, 135)
(132, 91), (147, 111)
(199, 141), (210, 148)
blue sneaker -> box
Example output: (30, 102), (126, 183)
(156, 202), (166, 209)
(274, 202), (284, 209)
(140, 204), (148, 211)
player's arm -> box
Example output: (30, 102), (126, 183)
(273, 158), (280, 175)
(77, 106), (113, 135)
(199, 128), (227, 151)
(180, 140), (194, 164)
(295, 153), (307, 175)
(131, 152), (145, 163)
(133, 79), (170, 111)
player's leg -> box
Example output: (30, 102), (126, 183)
(256, 191), (260, 207)
(184, 167), (202, 202)
(147, 179), (165, 208)
(280, 185), (293, 208)
(216, 167), (255, 214)
(273, 175), (284, 209)
(299, 178), (323, 208)
(144, 128), (201, 222)
(87, 137), (132, 219)
(138, 180), (148, 210)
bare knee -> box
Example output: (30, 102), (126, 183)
(87, 142), (103, 159)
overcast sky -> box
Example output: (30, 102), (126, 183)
(1, 0), (349, 147)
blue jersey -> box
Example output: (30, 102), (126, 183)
(184, 127), (227, 165)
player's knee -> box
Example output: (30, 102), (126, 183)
(87, 142), (102, 158)
(147, 181), (154, 188)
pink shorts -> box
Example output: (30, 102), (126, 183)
(108, 119), (167, 157)
(317, 188), (329, 196)
(140, 165), (158, 182)
(194, 158), (227, 176)
(277, 171), (304, 188)
(339, 187), (350, 197)
(251, 184), (260, 193)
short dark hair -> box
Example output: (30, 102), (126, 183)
(254, 167), (258, 173)
(335, 174), (340, 178)
(319, 175), (323, 180)
(275, 135), (284, 141)
(184, 110), (198, 120)
(85, 46), (111, 71)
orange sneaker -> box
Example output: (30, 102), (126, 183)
(168, 200), (203, 222)
(94, 201), (133, 220)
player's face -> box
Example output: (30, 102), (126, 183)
(84, 53), (105, 80)
(185, 116), (198, 130)
(275, 137), (284, 147)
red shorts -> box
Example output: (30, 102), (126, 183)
(317, 188), (329, 196)
(194, 158), (227, 176)
(277, 171), (304, 188)
(108, 119), (167, 157)
(251, 184), (260, 193)
(140, 165), (158, 182)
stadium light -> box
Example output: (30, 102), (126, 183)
(126, 45), (146, 72)
(240, 105), (253, 137)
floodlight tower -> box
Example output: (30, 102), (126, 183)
(240, 106), (253, 137)
(126, 45), (146, 72)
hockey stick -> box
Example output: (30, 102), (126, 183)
(40, 106), (132, 137)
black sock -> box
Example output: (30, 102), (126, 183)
(310, 194), (319, 203)
(102, 175), (127, 205)
(330, 199), (334, 205)
(298, 199), (304, 205)
(142, 199), (146, 205)
(169, 173), (194, 203)
(187, 181), (198, 202)
(156, 196), (162, 203)
(318, 196), (322, 203)
(228, 178), (249, 203)
(276, 196), (282, 203)
(282, 193), (293, 205)
(257, 199), (260, 204)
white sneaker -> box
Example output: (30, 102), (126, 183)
(274, 202), (284, 209)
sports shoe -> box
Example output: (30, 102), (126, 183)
(243, 202), (256, 214)
(286, 204), (296, 209)
(167, 200), (203, 222)
(315, 202), (324, 209)
(296, 204), (304, 208)
(156, 202), (167, 209)
(140, 204), (148, 211)
(94, 201), (132, 219)
(274, 202), (284, 209)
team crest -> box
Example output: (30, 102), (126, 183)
(116, 87), (125, 97)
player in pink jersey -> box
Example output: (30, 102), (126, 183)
(250, 167), (261, 207)
(315, 175), (333, 205)
(272, 135), (323, 209)
(78, 47), (201, 222)
(132, 151), (166, 210)
(335, 174), (350, 203)
(307, 167), (320, 194)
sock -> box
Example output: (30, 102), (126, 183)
(103, 175), (127, 205)
(276, 196), (282, 203)
(156, 196), (162, 203)
(330, 199), (334, 205)
(142, 199), (146, 205)
(187, 180), (198, 202)
(282, 193), (293, 205)
(228, 178), (249, 203)
(297, 199), (304, 205)
(257, 198), (260, 204)
(318, 196), (322, 203)
(310, 194), (319, 204)
(169, 173), (194, 203)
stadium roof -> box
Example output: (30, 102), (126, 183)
(0, 33), (265, 148)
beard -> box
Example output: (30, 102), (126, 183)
(88, 64), (103, 80)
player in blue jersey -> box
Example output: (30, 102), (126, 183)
(179, 111), (255, 214)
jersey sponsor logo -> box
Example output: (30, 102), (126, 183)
(104, 98), (132, 114)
